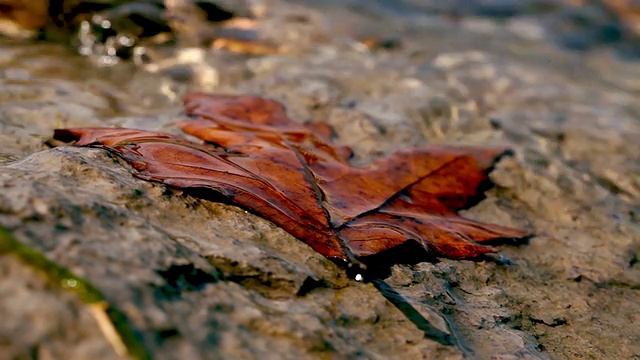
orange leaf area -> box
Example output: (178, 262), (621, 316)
(53, 93), (529, 269)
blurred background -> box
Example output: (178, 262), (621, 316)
(0, 0), (639, 63)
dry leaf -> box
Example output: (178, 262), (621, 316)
(53, 93), (529, 270)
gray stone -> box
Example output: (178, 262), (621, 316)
(0, 1), (638, 359)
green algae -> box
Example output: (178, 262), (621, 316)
(0, 225), (150, 360)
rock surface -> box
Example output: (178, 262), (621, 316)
(0, 1), (639, 359)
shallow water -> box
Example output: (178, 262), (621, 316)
(0, 1), (639, 359)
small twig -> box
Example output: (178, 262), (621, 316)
(370, 277), (473, 357)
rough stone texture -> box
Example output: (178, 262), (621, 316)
(0, 1), (639, 359)
(0, 255), (123, 360)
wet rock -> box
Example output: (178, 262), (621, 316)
(0, 0), (639, 359)
(0, 255), (123, 360)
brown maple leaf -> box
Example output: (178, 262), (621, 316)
(53, 93), (529, 270)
